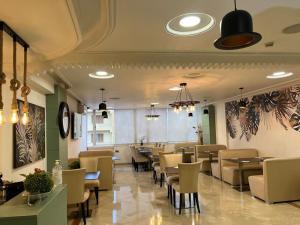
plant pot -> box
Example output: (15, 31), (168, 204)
(24, 189), (52, 206)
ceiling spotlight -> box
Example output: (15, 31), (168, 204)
(166, 13), (215, 36)
(266, 71), (293, 79)
(179, 15), (201, 28)
(214, 0), (262, 50)
(169, 86), (182, 91)
(89, 70), (114, 79)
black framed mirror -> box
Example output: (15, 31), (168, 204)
(58, 102), (70, 139)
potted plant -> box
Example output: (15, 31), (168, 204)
(21, 168), (54, 205)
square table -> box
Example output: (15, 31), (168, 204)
(223, 157), (272, 192)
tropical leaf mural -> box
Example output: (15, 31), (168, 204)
(13, 100), (45, 168)
(225, 86), (300, 141)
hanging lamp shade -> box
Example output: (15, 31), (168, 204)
(203, 108), (209, 114)
(214, 9), (262, 50)
(102, 110), (108, 118)
(99, 102), (107, 110)
(188, 112), (193, 117)
(239, 99), (247, 109)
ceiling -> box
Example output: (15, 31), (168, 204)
(1, 0), (300, 108)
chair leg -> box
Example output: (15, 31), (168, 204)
(173, 189), (176, 208)
(94, 187), (99, 205)
(153, 170), (156, 180)
(170, 186), (173, 204)
(81, 203), (86, 225)
(194, 193), (200, 213)
(189, 193), (192, 207)
(160, 173), (164, 187)
(86, 199), (90, 217)
(167, 185), (170, 198)
(179, 193), (183, 214)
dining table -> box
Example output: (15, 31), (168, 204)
(178, 147), (195, 163)
(223, 157), (272, 192)
(85, 171), (101, 180)
(203, 150), (218, 176)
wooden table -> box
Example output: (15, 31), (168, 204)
(203, 150), (218, 175)
(178, 147), (194, 163)
(223, 157), (271, 192)
(137, 146), (153, 154)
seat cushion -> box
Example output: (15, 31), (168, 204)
(85, 179), (100, 189)
(249, 175), (265, 201)
(166, 175), (179, 185)
(83, 190), (90, 203)
(222, 165), (263, 186)
(154, 166), (161, 174)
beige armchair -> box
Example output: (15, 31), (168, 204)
(249, 157), (300, 203)
(172, 162), (201, 214)
(79, 149), (114, 157)
(79, 157), (100, 204)
(62, 169), (90, 225)
(214, 149), (262, 186)
(192, 144), (227, 172)
(131, 146), (149, 172)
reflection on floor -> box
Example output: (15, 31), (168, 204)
(69, 165), (300, 225)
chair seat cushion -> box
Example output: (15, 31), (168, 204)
(83, 190), (90, 203)
(166, 175), (179, 185)
(172, 182), (180, 193)
(249, 175), (265, 201)
(154, 166), (161, 174)
(85, 179), (100, 189)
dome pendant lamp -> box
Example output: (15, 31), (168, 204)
(98, 88), (107, 111)
(214, 0), (262, 50)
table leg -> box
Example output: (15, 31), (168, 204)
(209, 153), (213, 176)
(239, 162), (243, 192)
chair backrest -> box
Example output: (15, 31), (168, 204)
(174, 142), (197, 152)
(97, 156), (113, 190)
(178, 162), (201, 193)
(79, 149), (114, 157)
(80, 157), (98, 172)
(130, 145), (136, 159)
(163, 153), (182, 168)
(194, 144), (227, 160)
(219, 148), (259, 167)
(152, 147), (164, 156)
(264, 157), (300, 203)
(62, 168), (86, 204)
(159, 152), (173, 172)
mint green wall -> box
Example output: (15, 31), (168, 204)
(46, 85), (68, 171)
(202, 105), (216, 144)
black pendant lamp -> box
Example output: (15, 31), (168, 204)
(99, 88), (107, 110)
(188, 112), (193, 117)
(203, 99), (209, 115)
(102, 110), (108, 119)
(214, 0), (262, 50)
(239, 87), (247, 110)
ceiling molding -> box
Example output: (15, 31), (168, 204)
(51, 51), (300, 70)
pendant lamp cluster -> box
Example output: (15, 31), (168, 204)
(169, 83), (199, 116)
(99, 88), (108, 119)
(145, 104), (160, 121)
(214, 0), (262, 50)
(0, 22), (30, 126)
(203, 99), (209, 115)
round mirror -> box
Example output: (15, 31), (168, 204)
(58, 102), (70, 139)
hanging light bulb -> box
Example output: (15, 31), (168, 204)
(10, 109), (19, 123)
(0, 110), (5, 125)
(21, 111), (29, 125)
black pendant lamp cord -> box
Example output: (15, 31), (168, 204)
(234, 0), (237, 11)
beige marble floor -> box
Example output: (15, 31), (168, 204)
(81, 165), (300, 225)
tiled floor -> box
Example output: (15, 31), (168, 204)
(76, 165), (300, 225)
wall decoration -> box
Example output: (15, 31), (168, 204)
(13, 100), (45, 168)
(225, 86), (300, 141)
(58, 102), (70, 139)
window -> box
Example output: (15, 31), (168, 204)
(87, 110), (115, 147)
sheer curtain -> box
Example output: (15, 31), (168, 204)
(114, 109), (135, 144)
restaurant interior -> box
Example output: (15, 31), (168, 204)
(0, 0), (300, 225)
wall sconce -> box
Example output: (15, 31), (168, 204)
(0, 22), (30, 125)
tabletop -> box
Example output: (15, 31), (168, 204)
(224, 157), (272, 164)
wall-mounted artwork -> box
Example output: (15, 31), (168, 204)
(13, 100), (45, 168)
(225, 86), (300, 142)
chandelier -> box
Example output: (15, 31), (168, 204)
(0, 22), (30, 125)
(145, 104), (160, 121)
(169, 83), (199, 113)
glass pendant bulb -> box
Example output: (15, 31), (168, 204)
(0, 110), (5, 125)
(190, 105), (195, 112)
(21, 112), (29, 125)
(10, 109), (19, 124)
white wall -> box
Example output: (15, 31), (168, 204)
(67, 95), (87, 158)
(0, 86), (46, 182)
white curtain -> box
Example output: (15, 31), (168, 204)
(114, 109), (135, 144)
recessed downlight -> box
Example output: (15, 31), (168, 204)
(151, 102), (159, 105)
(266, 71), (294, 79)
(169, 86), (182, 91)
(179, 16), (201, 28)
(166, 13), (215, 36)
(89, 70), (114, 79)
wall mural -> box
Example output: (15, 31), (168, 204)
(13, 100), (45, 168)
(225, 86), (300, 141)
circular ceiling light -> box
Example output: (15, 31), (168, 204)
(169, 86), (182, 91)
(166, 13), (215, 36)
(151, 102), (159, 105)
(179, 16), (201, 28)
(89, 70), (114, 79)
(266, 71), (294, 79)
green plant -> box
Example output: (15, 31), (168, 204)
(21, 168), (54, 194)
(69, 160), (80, 169)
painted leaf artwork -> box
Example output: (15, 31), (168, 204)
(225, 86), (300, 141)
(13, 100), (45, 168)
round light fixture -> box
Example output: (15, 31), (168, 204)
(266, 71), (294, 79)
(151, 102), (159, 105)
(166, 13), (215, 36)
(179, 16), (201, 28)
(169, 86), (182, 91)
(89, 70), (114, 79)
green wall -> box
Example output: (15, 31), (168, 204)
(202, 105), (216, 144)
(46, 85), (68, 171)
